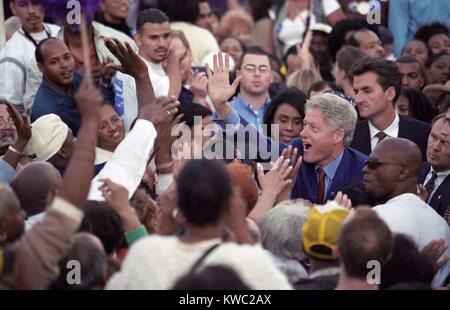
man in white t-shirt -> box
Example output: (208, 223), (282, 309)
(363, 137), (450, 288)
(115, 8), (182, 131)
(0, 0), (60, 112)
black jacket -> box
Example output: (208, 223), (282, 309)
(350, 115), (431, 160)
(419, 163), (450, 223)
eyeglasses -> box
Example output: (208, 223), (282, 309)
(364, 159), (403, 170)
(242, 64), (271, 74)
(0, 116), (15, 129)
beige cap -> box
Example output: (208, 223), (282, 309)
(24, 114), (69, 162)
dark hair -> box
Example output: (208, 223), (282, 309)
(177, 159), (232, 226)
(396, 55), (429, 88)
(308, 81), (343, 97)
(157, 0), (199, 24)
(136, 8), (169, 32)
(380, 234), (434, 290)
(414, 22), (449, 47)
(176, 103), (212, 128)
(349, 57), (402, 103)
(346, 28), (379, 49)
(35, 37), (62, 64)
(328, 19), (378, 62)
(49, 234), (107, 290)
(172, 265), (251, 290)
(338, 208), (393, 279)
(283, 44), (298, 67)
(247, 0), (271, 21)
(219, 36), (246, 53)
(79, 201), (123, 255)
(263, 88), (306, 136)
(238, 46), (270, 70)
(425, 52), (450, 68)
(399, 88), (436, 123)
(336, 46), (366, 76)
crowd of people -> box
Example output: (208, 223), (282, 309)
(0, 0), (449, 290)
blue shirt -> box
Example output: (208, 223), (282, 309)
(315, 151), (344, 198)
(31, 73), (82, 136)
(389, 0), (450, 57)
(213, 93), (270, 132)
(0, 159), (15, 184)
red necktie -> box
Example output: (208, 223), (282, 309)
(317, 167), (325, 204)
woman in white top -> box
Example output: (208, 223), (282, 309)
(273, 0), (346, 59)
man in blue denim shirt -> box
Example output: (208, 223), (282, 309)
(31, 38), (82, 136)
(212, 47), (273, 132)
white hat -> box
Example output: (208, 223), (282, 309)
(310, 23), (332, 34)
(24, 114), (69, 162)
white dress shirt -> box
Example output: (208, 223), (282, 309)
(423, 167), (450, 202)
(373, 193), (450, 287)
(88, 119), (157, 201)
(368, 113), (400, 151)
(115, 58), (170, 131)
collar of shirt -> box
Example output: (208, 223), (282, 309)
(236, 93), (271, 113)
(232, 93), (270, 129)
(425, 167), (450, 199)
(42, 72), (82, 107)
(368, 113), (400, 140)
(314, 150), (345, 181)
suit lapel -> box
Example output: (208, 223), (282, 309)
(429, 173), (450, 208)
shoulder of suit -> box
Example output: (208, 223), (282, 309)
(398, 115), (431, 130)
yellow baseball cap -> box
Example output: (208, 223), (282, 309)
(301, 202), (350, 260)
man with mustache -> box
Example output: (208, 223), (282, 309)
(0, 0), (60, 112)
(115, 8), (183, 131)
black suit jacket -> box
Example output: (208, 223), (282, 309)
(350, 115), (431, 160)
(419, 163), (450, 220)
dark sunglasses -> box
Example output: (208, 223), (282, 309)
(364, 159), (403, 170)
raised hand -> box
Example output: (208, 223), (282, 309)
(205, 52), (241, 112)
(416, 184), (429, 202)
(257, 156), (293, 196)
(189, 70), (208, 106)
(4, 101), (31, 146)
(334, 191), (352, 210)
(276, 146), (302, 203)
(138, 96), (180, 131)
(99, 178), (141, 232)
(104, 38), (147, 79)
(92, 58), (116, 85)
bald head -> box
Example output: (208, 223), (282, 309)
(376, 138), (422, 177)
(10, 162), (62, 217)
(363, 138), (423, 201)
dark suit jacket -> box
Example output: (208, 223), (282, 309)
(350, 115), (431, 160)
(291, 147), (368, 202)
(419, 163), (450, 220)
